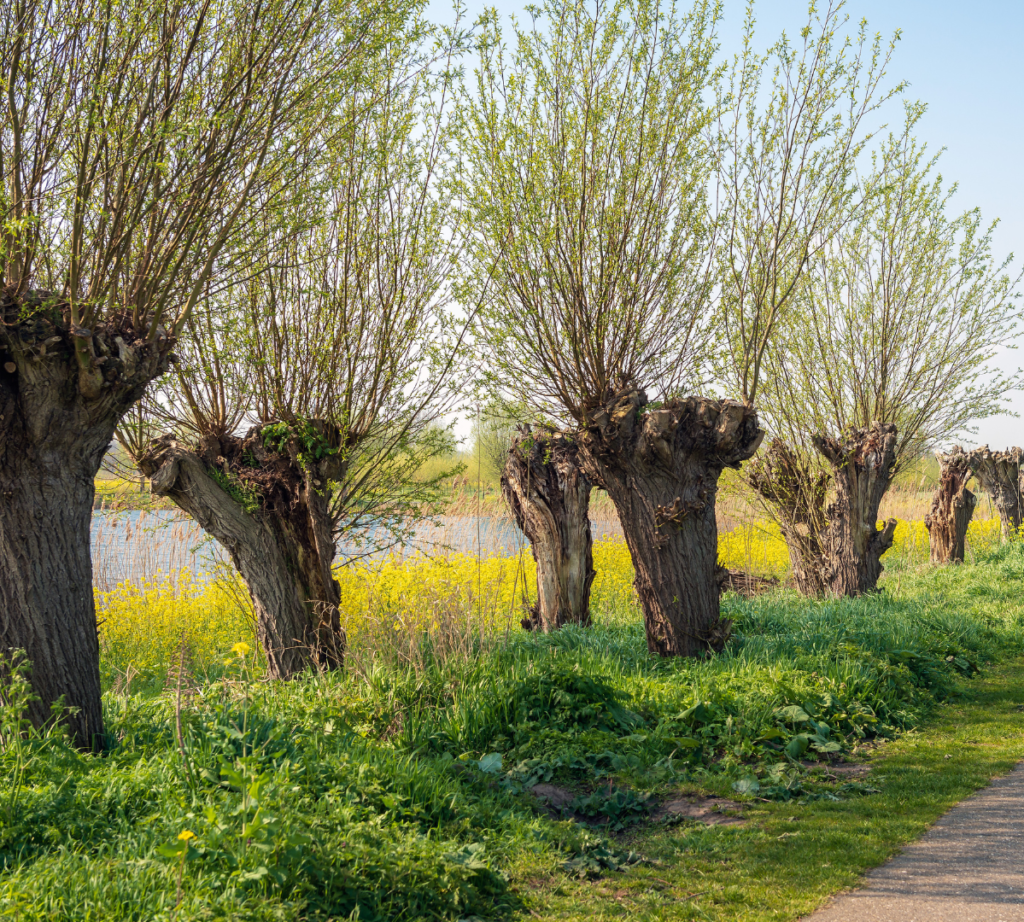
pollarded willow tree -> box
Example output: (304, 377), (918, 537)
(0, 0), (372, 746)
(134, 18), (469, 677)
(470, 406), (597, 633)
(461, 0), (737, 657)
(750, 123), (1019, 592)
(501, 427), (595, 632)
(962, 446), (1023, 539)
(924, 445), (977, 564)
(712, 0), (903, 599)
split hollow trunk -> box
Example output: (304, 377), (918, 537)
(812, 423), (899, 595)
(577, 386), (763, 657)
(0, 300), (173, 748)
(963, 446), (1022, 539)
(925, 448), (977, 564)
(750, 425), (898, 597)
(501, 430), (594, 632)
(139, 433), (344, 677)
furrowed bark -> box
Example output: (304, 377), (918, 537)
(501, 429), (594, 632)
(0, 292), (173, 748)
(576, 384), (764, 657)
(924, 447), (977, 564)
(962, 446), (1022, 539)
(748, 438), (830, 596)
(138, 429), (345, 678)
(812, 423), (899, 595)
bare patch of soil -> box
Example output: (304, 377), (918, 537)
(823, 762), (871, 780)
(529, 784), (747, 830)
(652, 795), (746, 826)
(530, 783), (576, 814)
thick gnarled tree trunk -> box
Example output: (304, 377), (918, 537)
(501, 429), (594, 632)
(0, 295), (173, 748)
(139, 429), (345, 677)
(812, 423), (899, 595)
(749, 425), (899, 597)
(963, 446), (1022, 539)
(576, 384), (763, 657)
(748, 439), (831, 596)
(925, 447), (977, 564)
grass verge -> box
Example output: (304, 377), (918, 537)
(2, 543), (1023, 920)
(525, 659), (1024, 920)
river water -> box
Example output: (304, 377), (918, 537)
(91, 509), (623, 590)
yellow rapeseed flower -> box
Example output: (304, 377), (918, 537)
(96, 570), (255, 679)
(177, 830), (196, 842)
(96, 517), (1007, 669)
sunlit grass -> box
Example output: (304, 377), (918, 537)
(35, 531), (1024, 921)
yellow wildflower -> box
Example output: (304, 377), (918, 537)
(177, 830), (196, 842)
(231, 642), (251, 657)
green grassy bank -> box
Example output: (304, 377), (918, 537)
(1, 544), (1023, 920)
(535, 659), (1024, 920)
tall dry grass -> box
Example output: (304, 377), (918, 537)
(91, 509), (211, 592)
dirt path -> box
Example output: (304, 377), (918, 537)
(805, 762), (1024, 921)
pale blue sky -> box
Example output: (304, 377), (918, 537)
(440, 0), (1024, 448)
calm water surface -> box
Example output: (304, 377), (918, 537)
(91, 510), (622, 589)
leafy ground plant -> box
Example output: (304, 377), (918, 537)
(0, 542), (1022, 919)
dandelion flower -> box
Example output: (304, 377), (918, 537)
(231, 642), (251, 657)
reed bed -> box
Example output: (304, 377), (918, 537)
(91, 509), (211, 592)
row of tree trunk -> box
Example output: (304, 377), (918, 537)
(502, 413), (1023, 637)
(500, 386), (765, 651)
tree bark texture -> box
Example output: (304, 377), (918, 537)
(501, 430), (594, 632)
(0, 293), (173, 747)
(962, 446), (1022, 539)
(576, 384), (764, 658)
(138, 427), (346, 678)
(812, 423), (899, 595)
(748, 439), (831, 596)
(924, 447), (977, 564)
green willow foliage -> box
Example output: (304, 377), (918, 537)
(137, 2), (472, 553)
(459, 0), (721, 422)
(713, 0), (905, 405)
(758, 118), (1021, 470)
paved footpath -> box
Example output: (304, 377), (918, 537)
(805, 762), (1024, 922)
